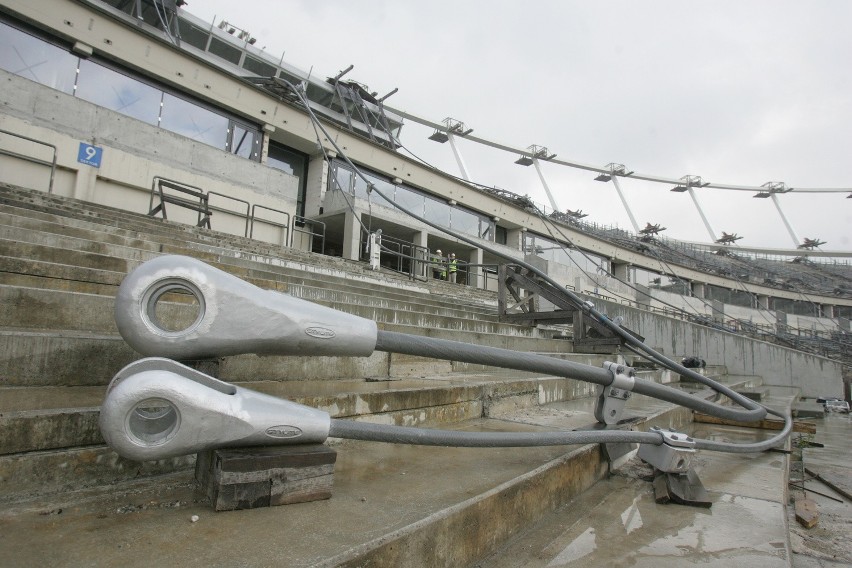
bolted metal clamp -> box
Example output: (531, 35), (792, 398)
(638, 426), (696, 473)
(594, 361), (635, 425)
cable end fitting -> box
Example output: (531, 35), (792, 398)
(594, 361), (636, 425)
(639, 426), (696, 473)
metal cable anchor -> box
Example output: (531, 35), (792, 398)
(638, 426), (696, 474)
(99, 358), (330, 461)
(594, 361), (636, 425)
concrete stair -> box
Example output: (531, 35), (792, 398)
(0, 183), (799, 567)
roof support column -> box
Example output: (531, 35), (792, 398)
(770, 193), (801, 248)
(447, 132), (471, 181)
(609, 175), (641, 234)
(686, 187), (717, 242)
(533, 158), (558, 212)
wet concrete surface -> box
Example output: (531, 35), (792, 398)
(477, 389), (802, 567)
(789, 411), (852, 567)
(0, 418), (587, 568)
(2, 380), (841, 567)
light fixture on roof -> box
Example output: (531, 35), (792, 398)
(671, 174), (708, 192)
(514, 144), (556, 166)
(428, 118), (473, 144)
(594, 163), (632, 182)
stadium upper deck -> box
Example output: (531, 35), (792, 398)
(0, 0), (849, 334)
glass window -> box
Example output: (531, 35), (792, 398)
(243, 55), (276, 77)
(160, 93), (229, 148)
(495, 225), (507, 245)
(229, 123), (258, 159)
(0, 22), (78, 94)
(353, 173), (371, 200)
(268, 142), (308, 217)
(451, 208), (480, 237)
(370, 178), (395, 206)
(177, 18), (210, 51)
(208, 36), (242, 65)
(394, 186), (425, 217)
(76, 59), (162, 125)
(332, 165), (353, 193)
(424, 196), (451, 228)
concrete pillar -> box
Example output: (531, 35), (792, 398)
(711, 300), (725, 324)
(506, 228), (526, 252)
(692, 282), (706, 299)
(413, 230), (429, 279)
(342, 210), (361, 261)
(776, 311), (788, 334)
(468, 247), (484, 289)
(73, 165), (97, 202)
(611, 261), (630, 282)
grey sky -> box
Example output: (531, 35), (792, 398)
(188, 1), (852, 251)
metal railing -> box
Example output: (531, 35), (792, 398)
(250, 204), (290, 246)
(148, 177), (211, 228)
(208, 191), (250, 237)
(0, 128), (57, 193)
(293, 215), (326, 254)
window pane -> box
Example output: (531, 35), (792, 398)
(160, 93), (228, 148)
(394, 186), (424, 217)
(177, 18), (210, 51)
(76, 60), (161, 125)
(230, 123), (257, 159)
(0, 22), (77, 94)
(269, 144), (306, 177)
(332, 166), (353, 193)
(354, 173), (371, 200)
(370, 178), (395, 206)
(208, 36), (242, 65)
(243, 55), (276, 77)
(451, 208), (480, 237)
(425, 197), (451, 228)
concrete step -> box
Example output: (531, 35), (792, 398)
(0, 375), (760, 566)
(477, 387), (799, 567)
(0, 364), (712, 506)
(0, 362), (620, 454)
(0, 283), (534, 338)
(0, 317), (575, 388)
(0, 185), (500, 305)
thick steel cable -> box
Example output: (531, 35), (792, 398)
(329, 419), (662, 447)
(280, 80), (772, 426)
(375, 330), (766, 423)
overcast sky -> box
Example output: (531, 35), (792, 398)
(187, 1), (852, 252)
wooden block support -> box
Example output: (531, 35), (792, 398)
(195, 444), (337, 512)
(693, 412), (816, 434)
(794, 498), (819, 528)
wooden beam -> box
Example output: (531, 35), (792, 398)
(693, 412), (816, 434)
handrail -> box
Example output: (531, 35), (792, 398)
(208, 191), (251, 237)
(0, 128), (57, 193)
(250, 204), (291, 246)
(149, 177), (211, 228)
(293, 215), (326, 254)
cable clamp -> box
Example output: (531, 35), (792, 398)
(638, 426), (696, 473)
(594, 361), (636, 425)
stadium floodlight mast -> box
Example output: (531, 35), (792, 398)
(428, 117), (474, 181)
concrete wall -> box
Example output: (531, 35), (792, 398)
(593, 298), (843, 397)
(0, 70), (301, 239)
